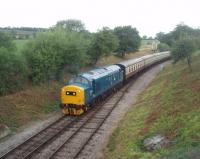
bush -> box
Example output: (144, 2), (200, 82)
(0, 32), (16, 51)
(88, 27), (119, 65)
(158, 43), (170, 52)
(171, 38), (197, 70)
(23, 28), (90, 83)
(0, 48), (27, 95)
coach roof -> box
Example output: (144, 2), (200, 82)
(117, 57), (144, 67)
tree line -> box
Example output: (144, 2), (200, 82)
(0, 19), (141, 95)
(156, 24), (200, 70)
(0, 27), (46, 39)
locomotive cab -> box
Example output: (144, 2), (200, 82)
(60, 76), (93, 115)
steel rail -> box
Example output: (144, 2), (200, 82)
(0, 115), (77, 159)
(47, 82), (132, 159)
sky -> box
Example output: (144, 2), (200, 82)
(1, 0), (200, 37)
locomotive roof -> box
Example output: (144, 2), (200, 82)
(80, 65), (121, 80)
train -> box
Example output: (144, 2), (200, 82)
(60, 51), (171, 115)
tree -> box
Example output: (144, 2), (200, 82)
(172, 38), (196, 71)
(157, 43), (170, 52)
(0, 31), (27, 95)
(142, 35), (147, 39)
(0, 31), (15, 51)
(0, 48), (27, 95)
(156, 32), (175, 46)
(156, 24), (200, 47)
(88, 27), (119, 65)
(23, 28), (90, 83)
(114, 26), (141, 57)
(56, 19), (85, 32)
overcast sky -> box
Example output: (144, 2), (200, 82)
(1, 0), (200, 37)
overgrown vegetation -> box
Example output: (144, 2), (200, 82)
(0, 82), (62, 132)
(0, 32), (27, 95)
(114, 26), (141, 57)
(0, 19), (143, 95)
(172, 38), (196, 71)
(23, 27), (90, 83)
(157, 43), (170, 52)
(156, 24), (200, 69)
(88, 27), (119, 64)
(104, 52), (200, 159)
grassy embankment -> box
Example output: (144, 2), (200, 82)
(0, 39), (152, 135)
(104, 52), (200, 159)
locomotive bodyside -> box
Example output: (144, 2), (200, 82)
(60, 65), (123, 115)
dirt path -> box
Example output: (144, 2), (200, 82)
(0, 61), (170, 158)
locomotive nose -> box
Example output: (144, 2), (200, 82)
(61, 85), (85, 105)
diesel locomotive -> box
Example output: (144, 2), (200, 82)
(60, 51), (170, 115)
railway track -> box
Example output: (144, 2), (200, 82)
(0, 81), (133, 159)
(46, 82), (132, 159)
(0, 115), (79, 159)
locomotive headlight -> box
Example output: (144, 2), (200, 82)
(66, 91), (76, 96)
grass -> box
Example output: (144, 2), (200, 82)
(14, 39), (29, 53)
(104, 52), (200, 159)
(0, 82), (62, 133)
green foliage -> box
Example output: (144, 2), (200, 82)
(156, 32), (175, 46)
(23, 28), (89, 83)
(14, 39), (29, 53)
(172, 38), (196, 70)
(56, 19), (86, 32)
(158, 43), (170, 52)
(0, 27), (46, 40)
(0, 31), (27, 95)
(88, 27), (119, 64)
(0, 48), (27, 95)
(156, 24), (200, 70)
(0, 31), (16, 51)
(114, 26), (141, 56)
(156, 24), (200, 47)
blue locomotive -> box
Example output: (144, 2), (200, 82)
(60, 65), (123, 115)
(60, 51), (170, 115)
